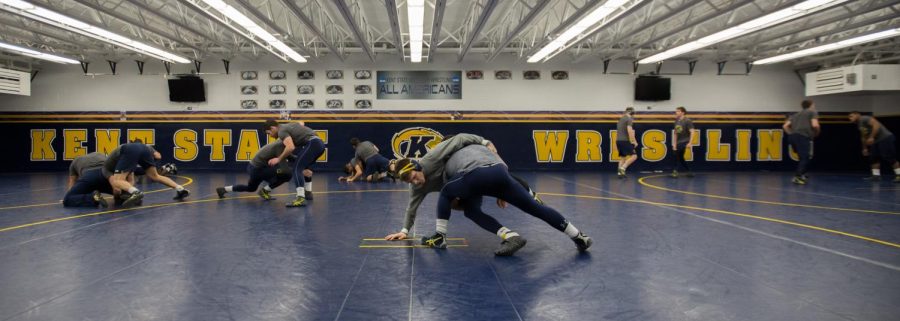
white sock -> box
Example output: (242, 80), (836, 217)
(262, 184), (272, 192)
(175, 185), (184, 191)
(873, 169), (881, 176)
(496, 227), (519, 240)
(296, 187), (305, 197)
(436, 219), (448, 234)
(894, 168), (900, 175)
(224, 186), (233, 192)
(304, 181), (312, 191)
(563, 223), (580, 238)
(127, 187), (139, 194)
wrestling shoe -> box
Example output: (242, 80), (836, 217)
(792, 176), (806, 185)
(122, 191), (144, 207)
(420, 232), (447, 249)
(93, 191), (108, 208)
(304, 190), (314, 200)
(617, 168), (626, 179)
(670, 170), (679, 178)
(494, 236), (527, 256)
(286, 196), (307, 207)
(216, 187), (227, 199)
(258, 188), (274, 201)
(572, 232), (593, 252)
(174, 189), (190, 201)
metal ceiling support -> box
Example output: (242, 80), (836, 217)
(755, 14), (900, 53)
(333, 0), (374, 61)
(136, 60), (144, 74)
(458, 0), (499, 62)
(125, 0), (249, 60)
(487, 0), (552, 61)
(0, 19), (107, 53)
(232, 0), (311, 57)
(193, 60), (201, 73)
(70, 0), (204, 54)
(163, 61), (171, 75)
(429, 0), (447, 58)
(574, 0), (704, 63)
(279, 0), (343, 61)
(80, 61), (89, 74)
(526, 0), (603, 57)
(223, 59), (230, 74)
(606, 0), (756, 61)
(183, 0), (294, 62)
(108, 60), (117, 74)
(546, 0), (652, 62)
(384, 0), (404, 61)
(748, 1), (899, 48)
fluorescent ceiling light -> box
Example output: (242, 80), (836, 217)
(753, 28), (900, 64)
(0, 41), (80, 64)
(198, 0), (306, 63)
(408, 0), (425, 62)
(529, 0), (642, 63)
(639, 0), (848, 64)
(0, 0), (191, 63)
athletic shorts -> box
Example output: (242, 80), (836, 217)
(616, 140), (636, 156)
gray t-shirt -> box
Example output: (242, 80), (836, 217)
(354, 141), (378, 161)
(788, 109), (818, 138)
(69, 152), (107, 177)
(674, 117), (695, 144)
(444, 145), (504, 180)
(277, 122), (316, 145)
(858, 116), (893, 142)
(251, 141), (286, 168)
(616, 115), (633, 141)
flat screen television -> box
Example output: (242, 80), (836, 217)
(168, 76), (206, 102)
(635, 76), (670, 101)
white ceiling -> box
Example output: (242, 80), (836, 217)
(1, 0), (898, 69)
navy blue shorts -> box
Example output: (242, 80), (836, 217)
(114, 144), (156, 174)
(616, 140), (636, 156)
(870, 135), (896, 164)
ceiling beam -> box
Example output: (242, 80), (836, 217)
(428, 0), (447, 58)
(232, 0), (312, 58)
(384, 0), (404, 61)
(458, 0), (499, 62)
(487, 0), (552, 61)
(278, 0), (343, 61)
(333, 0), (374, 61)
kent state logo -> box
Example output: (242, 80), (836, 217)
(392, 127), (444, 159)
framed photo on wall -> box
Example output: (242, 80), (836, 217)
(269, 85), (286, 95)
(354, 70), (371, 79)
(326, 99), (343, 109)
(354, 85), (371, 94)
(298, 99), (314, 109)
(495, 70), (512, 80)
(466, 70), (483, 80)
(269, 70), (286, 80)
(240, 85), (257, 95)
(326, 70), (343, 79)
(551, 71), (569, 80)
(298, 85), (314, 94)
(240, 71), (258, 80)
(269, 100), (286, 109)
(354, 100), (372, 109)
(298, 70), (315, 80)
(240, 100), (258, 109)
(327, 85), (343, 94)
(523, 70), (541, 80)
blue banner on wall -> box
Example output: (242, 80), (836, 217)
(376, 71), (462, 99)
(6, 121), (867, 172)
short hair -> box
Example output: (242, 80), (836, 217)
(343, 163), (353, 175)
(350, 137), (360, 147)
(676, 106), (686, 113)
(801, 100), (814, 109)
(131, 138), (143, 144)
(625, 107), (635, 114)
(849, 111), (861, 115)
(263, 119), (279, 131)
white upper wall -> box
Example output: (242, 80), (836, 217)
(0, 53), (876, 113)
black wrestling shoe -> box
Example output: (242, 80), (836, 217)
(572, 232), (593, 252)
(93, 191), (108, 208)
(174, 189), (190, 201)
(122, 191), (144, 207)
(494, 236), (527, 256)
(421, 232), (447, 249)
(304, 190), (314, 200)
(216, 187), (227, 199)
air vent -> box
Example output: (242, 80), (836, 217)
(0, 67), (31, 96)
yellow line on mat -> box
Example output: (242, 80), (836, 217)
(637, 174), (900, 215)
(0, 175), (194, 212)
(540, 192), (900, 249)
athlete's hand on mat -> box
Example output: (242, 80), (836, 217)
(267, 158), (281, 167)
(338, 176), (348, 182)
(496, 199), (507, 209)
(385, 232), (408, 240)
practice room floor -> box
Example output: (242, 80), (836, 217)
(0, 171), (898, 321)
